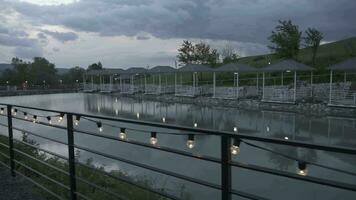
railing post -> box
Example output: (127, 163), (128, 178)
(66, 114), (77, 200)
(221, 135), (232, 200)
(7, 105), (15, 177)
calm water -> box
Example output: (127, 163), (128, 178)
(0, 93), (355, 200)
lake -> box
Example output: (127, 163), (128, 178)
(0, 93), (355, 200)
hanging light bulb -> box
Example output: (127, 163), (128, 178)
(13, 108), (17, 116)
(24, 112), (28, 120)
(119, 128), (126, 140)
(97, 122), (103, 132)
(33, 115), (37, 123)
(115, 98), (118, 102)
(0, 108), (4, 114)
(186, 134), (195, 149)
(162, 117), (166, 123)
(230, 138), (241, 155)
(46, 116), (52, 124)
(58, 113), (64, 122)
(74, 115), (80, 126)
(284, 136), (289, 140)
(150, 132), (158, 145)
(266, 126), (270, 132)
(136, 113), (140, 119)
(297, 161), (308, 176)
(194, 123), (197, 128)
(233, 127), (238, 132)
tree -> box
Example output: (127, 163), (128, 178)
(268, 20), (302, 59)
(62, 66), (86, 83)
(177, 41), (220, 66)
(87, 62), (103, 71)
(177, 40), (195, 65)
(11, 57), (30, 84)
(220, 44), (240, 63)
(29, 57), (57, 85)
(304, 28), (323, 67)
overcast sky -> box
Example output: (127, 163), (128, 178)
(0, 0), (356, 68)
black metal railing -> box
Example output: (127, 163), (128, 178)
(0, 103), (355, 200)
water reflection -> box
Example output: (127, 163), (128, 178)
(0, 93), (355, 200)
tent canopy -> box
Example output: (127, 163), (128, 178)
(329, 57), (356, 72)
(177, 63), (213, 72)
(86, 69), (124, 76)
(260, 59), (314, 72)
(149, 65), (176, 74)
(214, 63), (257, 73)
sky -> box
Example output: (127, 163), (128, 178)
(0, 0), (356, 68)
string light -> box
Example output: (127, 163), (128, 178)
(46, 116), (52, 124)
(230, 138), (241, 155)
(75, 115), (80, 126)
(162, 117), (166, 123)
(297, 161), (308, 176)
(136, 113), (140, 119)
(119, 128), (126, 140)
(233, 127), (237, 132)
(13, 108), (17, 116)
(24, 112), (28, 120)
(0, 108), (4, 114)
(32, 115), (37, 123)
(58, 113), (64, 122)
(150, 132), (158, 145)
(186, 134), (195, 149)
(194, 123), (197, 128)
(284, 136), (289, 140)
(97, 121), (103, 132)
(266, 126), (270, 132)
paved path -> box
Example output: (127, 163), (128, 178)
(0, 166), (44, 200)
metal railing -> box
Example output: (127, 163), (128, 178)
(0, 103), (355, 200)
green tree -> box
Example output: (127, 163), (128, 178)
(177, 40), (195, 65)
(62, 66), (86, 83)
(304, 28), (323, 67)
(11, 57), (30, 85)
(87, 62), (103, 71)
(268, 20), (302, 59)
(177, 41), (220, 66)
(220, 44), (240, 64)
(29, 57), (57, 85)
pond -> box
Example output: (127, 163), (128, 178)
(0, 93), (355, 200)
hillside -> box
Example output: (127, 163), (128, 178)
(237, 37), (356, 70)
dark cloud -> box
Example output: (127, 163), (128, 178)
(14, 45), (43, 59)
(41, 30), (78, 42)
(8, 0), (356, 44)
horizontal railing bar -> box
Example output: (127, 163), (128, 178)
(1, 103), (355, 155)
(231, 189), (270, 200)
(13, 148), (69, 176)
(231, 161), (356, 192)
(75, 161), (180, 200)
(13, 168), (66, 200)
(12, 138), (69, 161)
(0, 141), (9, 149)
(76, 176), (128, 200)
(74, 144), (221, 190)
(74, 128), (221, 164)
(0, 151), (10, 159)
(75, 191), (93, 200)
(14, 159), (70, 191)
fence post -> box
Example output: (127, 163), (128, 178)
(66, 114), (77, 200)
(7, 105), (15, 177)
(221, 135), (232, 200)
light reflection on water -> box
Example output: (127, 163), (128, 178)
(0, 93), (355, 200)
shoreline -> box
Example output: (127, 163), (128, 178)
(108, 92), (356, 118)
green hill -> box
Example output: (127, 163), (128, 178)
(237, 37), (356, 70)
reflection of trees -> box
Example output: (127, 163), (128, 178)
(267, 132), (318, 171)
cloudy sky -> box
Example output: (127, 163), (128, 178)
(0, 0), (356, 68)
